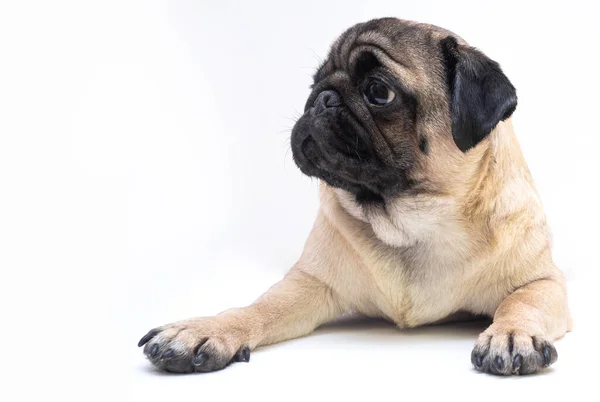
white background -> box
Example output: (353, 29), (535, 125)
(1, 1), (599, 401)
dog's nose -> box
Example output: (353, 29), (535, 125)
(312, 90), (342, 114)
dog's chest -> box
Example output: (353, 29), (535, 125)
(355, 204), (477, 325)
(329, 188), (491, 326)
(367, 239), (475, 327)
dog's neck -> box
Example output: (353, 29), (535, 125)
(327, 119), (540, 250)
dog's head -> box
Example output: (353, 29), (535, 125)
(291, 18), (517, 203)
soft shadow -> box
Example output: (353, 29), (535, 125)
(469, 366), (557, 378)
(139, 364), (173, 376)
(305, 313), (492, 344)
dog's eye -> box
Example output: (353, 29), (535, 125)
(364, 80), (395, 106)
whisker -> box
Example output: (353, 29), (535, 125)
(354, 149), (362, 163)
(284, 143), (293, 169)
(292, 108), (303, 119)
(276, 127), (294, 135)
(308, 48), (324, 65)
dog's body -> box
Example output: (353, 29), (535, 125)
(139, 18), (571, 376)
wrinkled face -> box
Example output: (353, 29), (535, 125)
(291, 18), (517, 203)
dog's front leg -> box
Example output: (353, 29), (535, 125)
(138, 231), (344, 373)
(471, 267), (571, 375)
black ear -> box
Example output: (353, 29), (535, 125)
(441, 36), (517, 152)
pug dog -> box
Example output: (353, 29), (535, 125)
(138, 18), (572, 376)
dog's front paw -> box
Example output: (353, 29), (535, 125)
(471, 324), (558, 375)
(138, 317), (251, 373)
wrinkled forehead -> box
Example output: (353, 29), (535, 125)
(313, 18), (466, 90)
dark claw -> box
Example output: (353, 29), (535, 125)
(233, 346), (250, 363)
(513, 354), (522, 373)
(162, 349), (174, 360)
(138, 329), (159, 347)
(193, 352), (207, 367)
(234, 346), (251, 363)
(474, 355), (483, 368)
(543, 345), (552, 366)
(494, 356), (504, 372)
(150, 343), (159, 358)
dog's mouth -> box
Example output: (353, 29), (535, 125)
(291, 112), (416, 202)
(299, 135), (320, 166)
(296, 134), (354, 190)
(292, 115), (385, 197)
